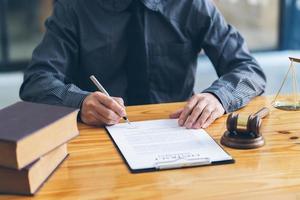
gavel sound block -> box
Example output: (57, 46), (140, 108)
(221, 107), (270, 149)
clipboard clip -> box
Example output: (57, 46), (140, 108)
(154, 153), (211, 170)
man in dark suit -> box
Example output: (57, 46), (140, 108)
(20, 0), (266, 129)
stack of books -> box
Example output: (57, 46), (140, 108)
(0, 101), (79, 195)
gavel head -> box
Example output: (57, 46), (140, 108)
(222, 107), (269, 149)
(226, 113), (262, 137)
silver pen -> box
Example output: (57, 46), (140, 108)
(90, 75), (131, 124)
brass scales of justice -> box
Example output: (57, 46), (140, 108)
(272, 57), (300, 111)
(221, 57), (300, 149)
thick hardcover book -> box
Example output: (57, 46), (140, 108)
(0, 144), (68, 195)
(0, 101), (79, 169)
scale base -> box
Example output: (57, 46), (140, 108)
(273, 101), (300, 111)
(221, 131), (265, 149)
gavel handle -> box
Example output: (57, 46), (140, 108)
(253, 107), (270, 119)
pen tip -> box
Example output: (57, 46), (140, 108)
(124, 117), (131, 125)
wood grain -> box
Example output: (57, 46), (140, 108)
(2, 96), (300, 200)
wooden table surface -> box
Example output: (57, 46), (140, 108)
(3, 96), (300, 200)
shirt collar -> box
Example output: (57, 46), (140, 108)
(140, 0), (163, 11)
(98, 0), (162, 12)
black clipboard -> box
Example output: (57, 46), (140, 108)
(105, 122), (234, 174)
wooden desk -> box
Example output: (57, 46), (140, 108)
(3, 96), (300, 200)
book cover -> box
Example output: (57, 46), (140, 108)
(0, 101), (79, 169)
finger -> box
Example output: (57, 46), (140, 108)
(201, 111), (219, 129)
(82, 111), (107, 126)
(94, 92), (126, 117)
(194, 105), (214, 129)
(184, 101), (207, 129)
(93, 108), (121, 125)
(178, 96), (199, 126)
(113, 97), (125, 107)
(184, 115), (193, 129)
(169, 108), (183, 119)
(93, 102), (122, 122)
(81, 110), (96, 125)
(84, 115), (100, 126)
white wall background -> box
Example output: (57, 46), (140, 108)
(0, 72), (23, 109)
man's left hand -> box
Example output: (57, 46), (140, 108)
(170, 93), (225, 129)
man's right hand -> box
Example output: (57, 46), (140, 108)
(80, 92), (127, 126)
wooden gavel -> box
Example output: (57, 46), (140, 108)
(221, 107), (270, 149)
(226, 107), (270, 137)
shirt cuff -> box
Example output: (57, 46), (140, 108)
(202, 85), (234, 113)
(63, 91), (90, 109)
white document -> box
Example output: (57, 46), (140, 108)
(106, 119), (233, 171)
